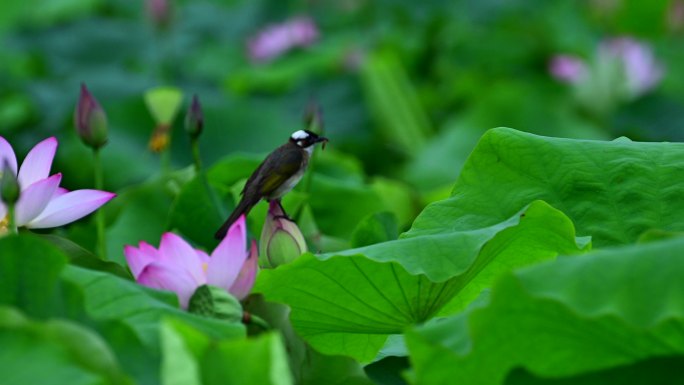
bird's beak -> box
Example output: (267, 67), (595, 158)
(316, 136), (329, 150)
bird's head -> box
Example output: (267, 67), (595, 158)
(289, 130), (328, 150)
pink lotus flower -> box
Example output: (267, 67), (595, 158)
(124, 216), (258, 308)
(550, 37), (663, 101)
(549, 55), (588, 84)
(599, 37), (664, 97)
(0, 136), (116, 230)
(247, 16), (319, 63)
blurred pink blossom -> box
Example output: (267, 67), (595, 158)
(669, 0), (684, 32)
(549, 55), (588, 84)
(145, 0), (172, 28)
(124, 216), (258, 308)
(550, 37), (663, 101)
(0, 136), (115, 230)
(247, 16), (319, 63)
(600, 37), (664, 96)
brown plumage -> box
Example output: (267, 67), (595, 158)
(214, 130), (327, 239)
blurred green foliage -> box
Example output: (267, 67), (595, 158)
(2, 0), (683, 194)
(2, 1), (684, 384)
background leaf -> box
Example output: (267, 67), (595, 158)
(0, 235), (68, 318)
(411, 128), (684, 247)
(62, 266), (245, 351)
(406, 237), (684, 385)
(0, 306), (131, 385)
(244, 295), (375, 385)
(201, 332), (294, 385)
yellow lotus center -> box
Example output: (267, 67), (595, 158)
(202, 262), (208, 274)
(0, 215), (9, 237)
(148, 125), (170, 153)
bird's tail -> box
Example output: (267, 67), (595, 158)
(214, 197), (256, 239)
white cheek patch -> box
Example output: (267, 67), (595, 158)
(291, 130), (309, 140)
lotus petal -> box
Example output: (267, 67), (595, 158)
(138, 263), (197, 309)
(17, 137), (57, 189)
(0, 136), (18, 176)
(14, 174), (62, 226)
(159, 232), (206, 285)
(208, 215), (247, 290)
(27, 189), (115, 229)
(124, 245), (157, 279)
(229, 240), (258, 300)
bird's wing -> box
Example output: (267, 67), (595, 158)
(254, 147), (304, 196)
(241, 160), (266, 195)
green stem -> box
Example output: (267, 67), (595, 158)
(297, 147), (320, 220)
(93, 149), (106, 259)
(191, 138), (202, 173)
(247, 314), (271, 331)
(161, 146), (171, 176)
(7, 203), (17, 235)
(192, 138), (226, 218)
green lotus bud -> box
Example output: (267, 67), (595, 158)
(0, 160), (20, 205)
(184, 94), (204, 139)
(188, 284), (243, 323)
(259, 201), (308, 268)
(74, 83), (108, 149)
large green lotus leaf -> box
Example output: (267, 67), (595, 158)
(256, 200), (587, 362)
(406, 237), (684, 385)
(329, 200), (589, 283)
(244, 295), (375, 385)
(160, 320), (204, 385)
(0, 306), (130, 385)
(39, 234), (131, 279)
(504, 356), (684, 385)
(61, 265), (245, 353)
(201, 332), (293, 385)
(0, 234), (67, 318)
(410, 127), (684, 247)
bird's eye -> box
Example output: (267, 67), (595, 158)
(297, 140), (303, 146)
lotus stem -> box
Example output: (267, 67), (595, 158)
(93, 148), (106, 259)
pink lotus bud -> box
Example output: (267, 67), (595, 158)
(259, 201), (307, 268)
(184, 94), (204, 139)
(74, 83), (108, 149)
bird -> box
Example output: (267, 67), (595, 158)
(214, 129), (328, 239)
